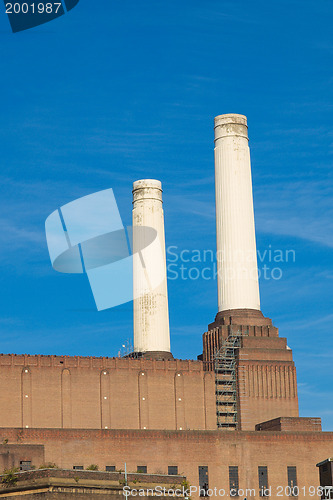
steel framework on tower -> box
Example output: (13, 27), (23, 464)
(214, 329), (249, 430)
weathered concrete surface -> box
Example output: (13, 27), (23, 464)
(214, 113), (260, 312)
(132, 179), (170, 355)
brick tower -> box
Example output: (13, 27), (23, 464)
(202, 114), (299, 431)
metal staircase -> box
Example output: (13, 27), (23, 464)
(214, 329), (248, 430)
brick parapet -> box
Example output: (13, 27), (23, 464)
(1, 427), (332, 443)
(0, 354), (203, 372)
(0, 468), (185, 485)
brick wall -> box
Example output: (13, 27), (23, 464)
(0, 444), (44, 471)
(0, 355), (215, 431)
(255, 417), (322, 432)
(0, 468), (186, 499)
(0, 428), (332, 500)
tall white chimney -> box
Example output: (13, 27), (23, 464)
(214, 114), (260, 313)
(132, 179), (171, 356)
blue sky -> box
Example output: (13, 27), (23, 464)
(0, 0), (332, 429)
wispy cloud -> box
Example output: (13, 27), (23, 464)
(297, 382), (333, 399)
(0, 176), (96, 269)
(278, 312), (333, 332)
(254, 177), (333, 248)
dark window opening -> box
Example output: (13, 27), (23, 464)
(287, 466), (298, 497)
(137, 465), (147, 473)
(106, 465), (116, 472)
(168, 466), (178, 475)
(199, 466), (209, 497)
(229, 466), (239, 498)
(20, 460), (31, 471)
(73, 465), (84, 470)
(258, 466), (269, 497)
(318, 461), (333, 499)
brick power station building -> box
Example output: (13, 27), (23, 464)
(0, 114), (332, 499)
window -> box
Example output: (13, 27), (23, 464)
(258, 466), (269, 497)
(229, 466), (239, 498)
(20, 460), (31, 471)
(106, 465), (116, 472)
(73, 465), (84, 470)
(168, 466), (178, 476)
(137, 465), (147, 473)
(287, 466), (298, 497)
(199, 466), (209, 497)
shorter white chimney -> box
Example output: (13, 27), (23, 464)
(132, 179), (171, 355)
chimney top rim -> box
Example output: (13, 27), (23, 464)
(214, 113), (247, 126)
(133, 179), (162, 191)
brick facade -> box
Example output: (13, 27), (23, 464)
(0, 309), (329, 500)
(202, 309), (299, 430)
(255, 417), (322, 432)
(0, 355), (215, 431)
(0, 428), (332, 500)
(0, 444), (44, 472)
(0, 468), (186, 499)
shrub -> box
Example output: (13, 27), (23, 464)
(86, 464), (99, 471)
(181, 479), (191, 499)
(38, 463), (58, 469)
(1, 467), (19, 487)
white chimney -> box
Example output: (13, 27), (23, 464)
(132, 179), (171, 355)
(214, 114), (260, 312)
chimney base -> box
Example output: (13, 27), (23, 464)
(127, 351), (174, 361)
(209, 309), (272, 329)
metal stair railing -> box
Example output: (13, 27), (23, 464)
(214, 329), (249, 430)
